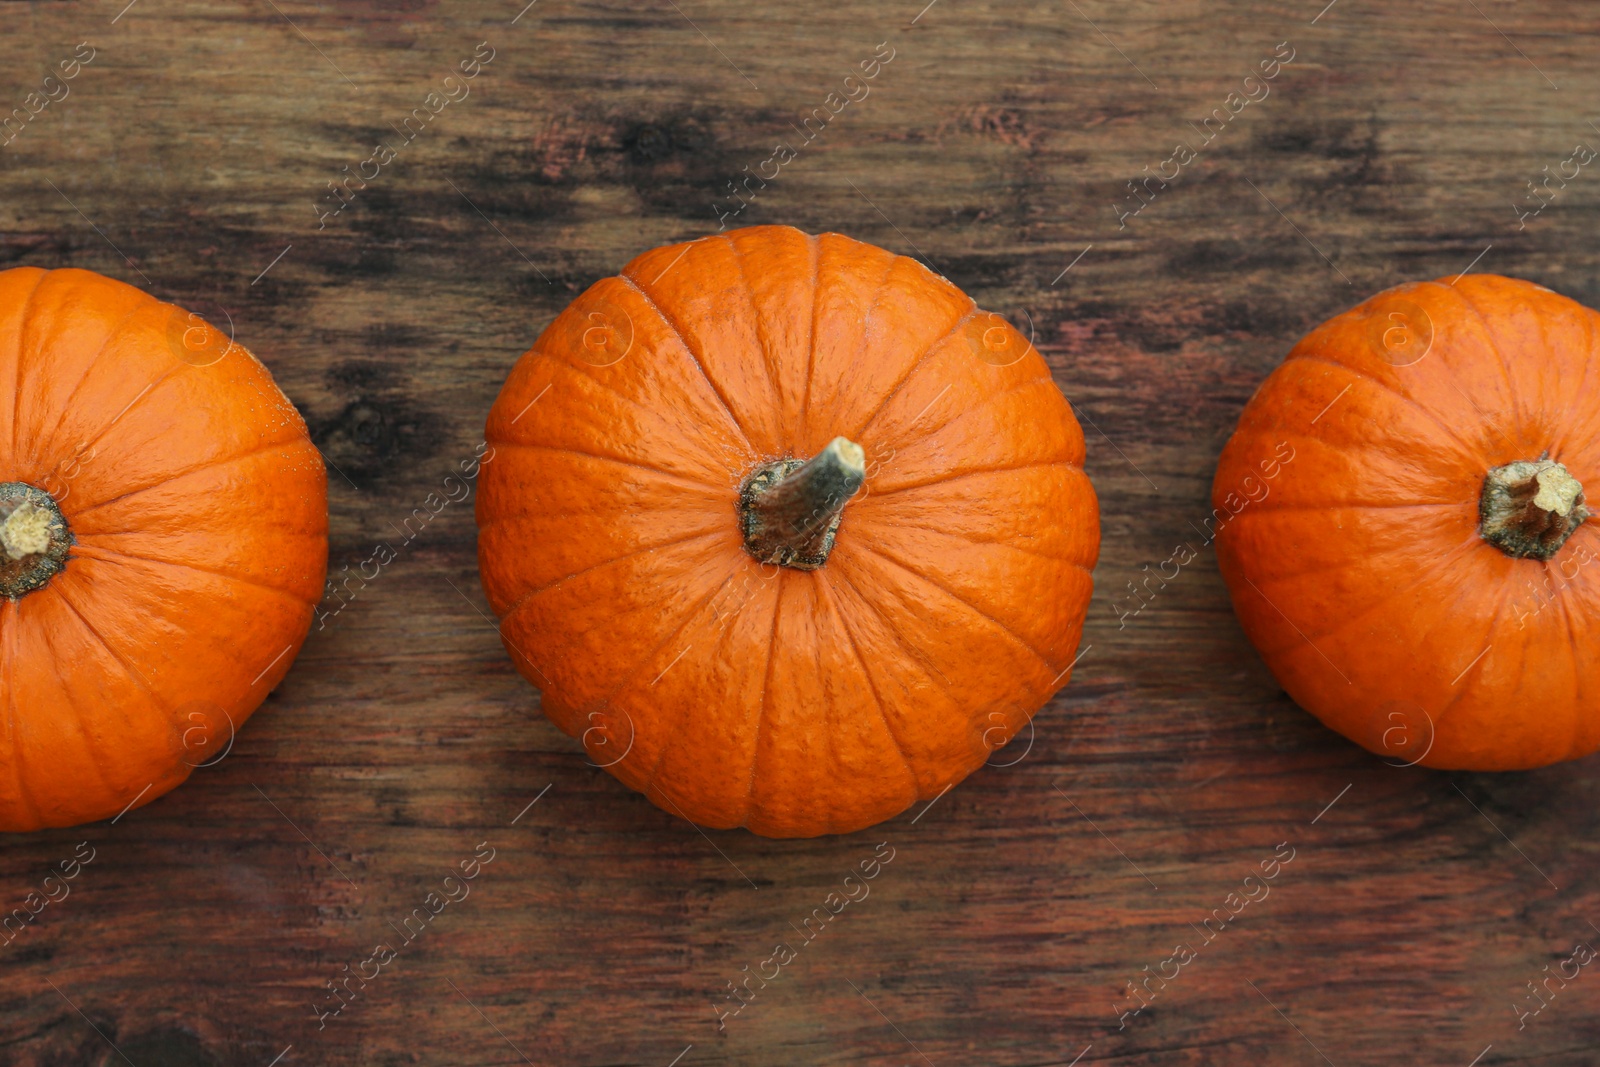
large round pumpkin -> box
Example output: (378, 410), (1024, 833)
(1215, 273), (1600, 770)
(0, 267), (327, 831)
(478, 225), (1099, 837)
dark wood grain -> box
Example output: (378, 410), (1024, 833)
(2, 1), (1599, 1064)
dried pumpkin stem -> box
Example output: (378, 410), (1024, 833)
(739, 437), (866, 570)
(1479, 458), (1590, 561)
(0, 483), (73, 598)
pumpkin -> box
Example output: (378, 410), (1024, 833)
(0, 267), (327, 831)
(1214, 273), (1600, 770)
(477, 225), (1099, 837)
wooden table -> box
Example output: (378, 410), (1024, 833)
(2, 1), (1598, 1064)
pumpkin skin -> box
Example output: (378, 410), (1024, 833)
(478, 225), (1099, 837)
(0, 268), (327, 831)
(1214, 274), (1600, 771)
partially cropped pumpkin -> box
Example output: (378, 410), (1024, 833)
(1215, 274), (1600, 770)
(0, 267), (327, 831)
(478, 225), (1099, 837)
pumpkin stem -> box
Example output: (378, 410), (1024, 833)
(1479, 458), (1590, 561)
(739, 437), (866, 570)
(0, 483), (73, 598)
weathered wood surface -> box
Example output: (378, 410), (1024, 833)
(3, 0), (1599, 1064)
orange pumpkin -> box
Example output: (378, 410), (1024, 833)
(1215, 274), (1600, 770)
(0, 267), (327, 831)
(478, 225), (1099, 837)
